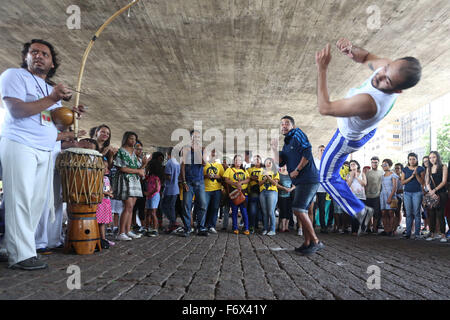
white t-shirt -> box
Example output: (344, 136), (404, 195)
(0, 68), (60, 151)
(347, 172), (366, 200)
(337, 68), (400, 141)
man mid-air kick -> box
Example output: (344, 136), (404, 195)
(315, 38), (421, 235)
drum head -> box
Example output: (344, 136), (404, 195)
(64, 148), (103, 157)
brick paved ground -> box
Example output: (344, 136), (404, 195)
(0, 226), (449, 300)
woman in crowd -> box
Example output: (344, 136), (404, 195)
(393, 163), (404, 234)
(346, 160), (367, 235)
(93, 124), (118, 169)
(425, 151), (448, 242)
(421, 156), (431, 233)
(401, 153), (425, 239)
(247, 155), (263, 233)
(132, 141), (147, 233)
(379, 159), (397, 236)
(113, 131), (148, 241)
(277, 165), (295, 233)
(220, 157), (231, 231)
(223, 155), (250, 235)
(258, 158), (280, 236)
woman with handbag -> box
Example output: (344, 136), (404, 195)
(379, 159), (398, 236)
(401, 153), (425, 239)
(424, 151), (448, 243)
(223, 155), (250, 235)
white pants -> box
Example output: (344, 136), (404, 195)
(0, 138), (53, 265)
(35, 169), (64, 249)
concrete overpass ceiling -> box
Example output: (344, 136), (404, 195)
(0, 0), (449, 150)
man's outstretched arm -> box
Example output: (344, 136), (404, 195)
(336, 38), (392, 71)
(315, 43), (377, 119)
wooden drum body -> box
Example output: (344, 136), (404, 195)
(56, 148), (105, 255)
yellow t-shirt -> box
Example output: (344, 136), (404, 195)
(203, 162), (224, 192)
(223, 167), (249, 192)
(247, 167), (264, 194)
(258, 170), (280, 192)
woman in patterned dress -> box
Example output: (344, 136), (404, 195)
(114, 132), (149, 241)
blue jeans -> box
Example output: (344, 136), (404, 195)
(404, 191), (423, 237)
(182, 181), (207, 232)
(230, 197), (249, 231)
(161, 194), (178, 226)
(259, 190), (278, 232)
(248, 195), (261, 230)
(205, 189), (221, 229)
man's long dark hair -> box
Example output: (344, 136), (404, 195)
(21, 39), (59, 84)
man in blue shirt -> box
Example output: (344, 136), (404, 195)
(180, 130), (208, 237)
(272, 116), (324, 255)
(162, 147), (181, 233)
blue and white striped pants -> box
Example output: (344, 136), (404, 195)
(319, 129), (376, 217)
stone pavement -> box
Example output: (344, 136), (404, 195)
(0, 229), (449, 300)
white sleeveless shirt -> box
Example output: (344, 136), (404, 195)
(337, 68), (399, 141)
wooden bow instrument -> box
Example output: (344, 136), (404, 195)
(73, 0), (140, 136)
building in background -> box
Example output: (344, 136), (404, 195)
(353, 91), (450, 167)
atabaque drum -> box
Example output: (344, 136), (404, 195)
(56, 148), (105, 255)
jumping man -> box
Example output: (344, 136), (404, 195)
(316, 38), (421, 234)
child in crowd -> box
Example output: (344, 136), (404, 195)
(143, 158), (163, 237)
(96, 157), (115, 248)
(380, 159), (397, 236)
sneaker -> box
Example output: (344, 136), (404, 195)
(179, 232), (190, 238)
(440, 238), (447, 243)
(0, 249), (9, 263)
(100, 239), (110, 249)
(107, 240), (116, 246)
(297, 228), (303, 236)
(9, 257), (48, 270)
(36, 247), (52, 255)
(356, 206), (374, 236)
(434, 234), (442, 240)
(137, 227), (147, 234)
(243, 230), (250, 235)
(112, 227), (119, 235)
(208, 227), (218, 234)
(127, 231), (142, 239)
(233, 230), (239, 235)
(294, 243), (308, 253)
(249, 227), (255, 234)
(267, 231), (276, 236)
(403, 234), (410, 239)
(106, 227), (113, 235)
(117, 233), (132, 241)
(197, 230), (209, 237)
(173, 226), (185, 234)
(301, 241), (325, 256)
(262, 230), (268, 235)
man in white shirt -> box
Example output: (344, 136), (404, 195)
(0, 39), (82, 270)
(316, 38), (421, 235)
